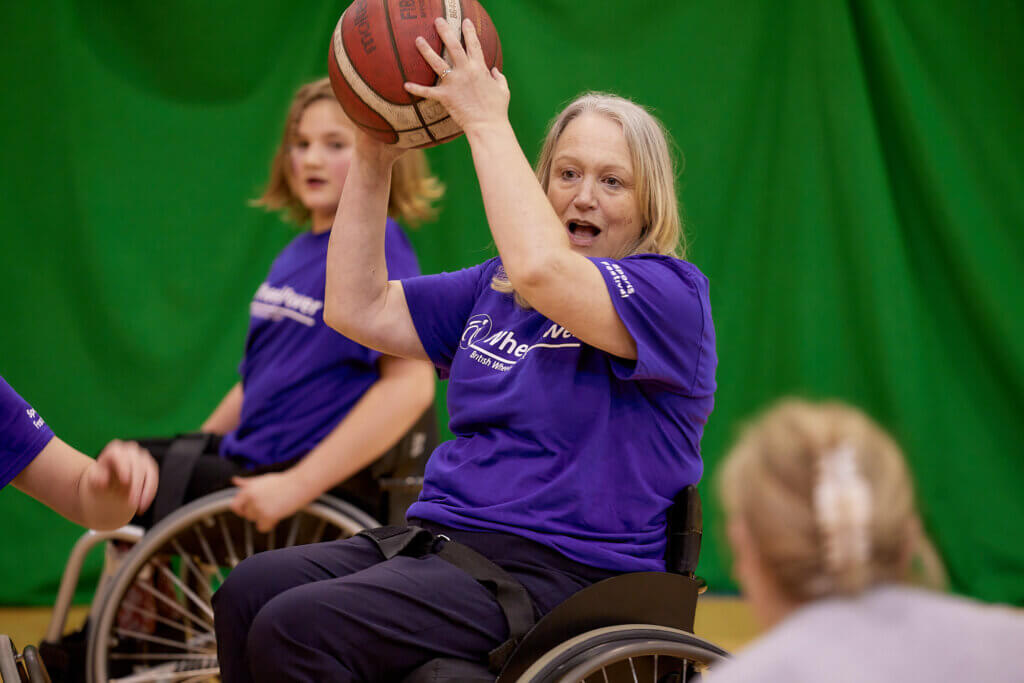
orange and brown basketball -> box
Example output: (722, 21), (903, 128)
(328, 0), (502, 149)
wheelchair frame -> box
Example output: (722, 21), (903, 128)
(2, 634), (50, 683)
(41, 405), (438, 682)
(82, 489), (378, 683)
(402, 485), (731, 683)
(38, 403), (728, 683)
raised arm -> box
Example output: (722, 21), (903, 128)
(404, 18), (637, 359)
(323, 139), (430, 361)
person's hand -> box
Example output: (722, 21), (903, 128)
(84, 440), (159, 516)
(354, 127), (409, 168)
(404, 17), (510, 136)
(230, 472), (316, 532)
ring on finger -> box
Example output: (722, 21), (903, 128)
(438, 68), (452, 81)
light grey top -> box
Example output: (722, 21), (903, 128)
(704, 585), (1024, 683)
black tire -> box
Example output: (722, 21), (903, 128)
(515, 624), (729, 683)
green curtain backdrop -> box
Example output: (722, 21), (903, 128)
(1, 0), (1021, 606)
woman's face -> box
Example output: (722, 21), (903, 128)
(288, 98), (356, 232)
(546, 113), (644, 258)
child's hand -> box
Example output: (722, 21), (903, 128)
(230, 472), (316, 532)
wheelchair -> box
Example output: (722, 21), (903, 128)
(43, 403), (729, 682)
(2, 635), (51, 682)
(401, 484), (730, 683)
(39, 407), (438, 683)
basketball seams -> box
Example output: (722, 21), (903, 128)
(329, 15), (398, 142)
(334, 27), (421, 130)
(337, 17), (400, 110)
(383, 0), (437, 142)
(329, 0), (498, 149)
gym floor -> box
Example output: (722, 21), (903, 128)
(0, 594), (763, 658)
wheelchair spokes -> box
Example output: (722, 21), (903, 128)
(88, 492), (375, 683)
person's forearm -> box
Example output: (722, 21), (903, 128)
(283, 359), (436, 503)
(14, 438), (94, 526)
(465, 121), (571, 290)
(324, 152), (396, 344)
(12, 438), (132, 529)
(201, 382), (243, 434)
(75, 467), (137, 530)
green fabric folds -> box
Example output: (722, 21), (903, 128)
(1, 0), (1021, 606)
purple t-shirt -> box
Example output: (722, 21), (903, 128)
(402, 254), (717, 572)
(1, 376), (56, 489)
(220, 219), (421, 466)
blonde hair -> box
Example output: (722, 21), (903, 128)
(493, 92), (683, 304)
(718, 399), (947, 603)
(253, 77), (444, 227)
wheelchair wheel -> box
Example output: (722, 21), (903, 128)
(514, 624), (729, 683)
(85, 488), (379, 683)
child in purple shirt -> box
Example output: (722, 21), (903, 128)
(213, 20), (716, 683)
(125, 78), (440, 532)
(1, 374), (157, 529)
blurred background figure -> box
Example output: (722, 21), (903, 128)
(709, 398), (1024, 682)
(2, 375), (157, 530)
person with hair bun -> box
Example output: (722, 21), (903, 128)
(709, 398), (1024, 683)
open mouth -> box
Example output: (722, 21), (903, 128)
(305, 177), (327, 188)
(567, 220), (602, 246)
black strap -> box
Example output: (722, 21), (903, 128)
(357, 525), (435, 559)
(434, 538), (535, 672)
(150, 433), (216, 525)
(357, 525), (536, 672)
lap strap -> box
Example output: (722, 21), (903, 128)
(358, 525), (535, 672)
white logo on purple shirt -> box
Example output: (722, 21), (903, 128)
(461, 319), (580, 373)
(250, 283), (324, 327)
(600, 260), (635, 298)
(25, 407), (45, 430)
(460, 314), (493, 350)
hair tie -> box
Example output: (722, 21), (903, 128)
(812, 443), (872, 592)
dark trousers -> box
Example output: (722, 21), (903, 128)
(212, 522), (618, 683)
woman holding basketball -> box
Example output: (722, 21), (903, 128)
(213, 18), (717, 683)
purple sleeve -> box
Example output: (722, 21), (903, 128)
(1, 376), (56, 489)
(383, 219), (422, 280)
(589, 255), (717, 396)
(400, 259), (495, 378)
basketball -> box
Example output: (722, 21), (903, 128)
(328, 0), (502, 149)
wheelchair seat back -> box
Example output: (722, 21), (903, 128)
(665, 484), (703, 576)
(369, 403), (440, 524)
